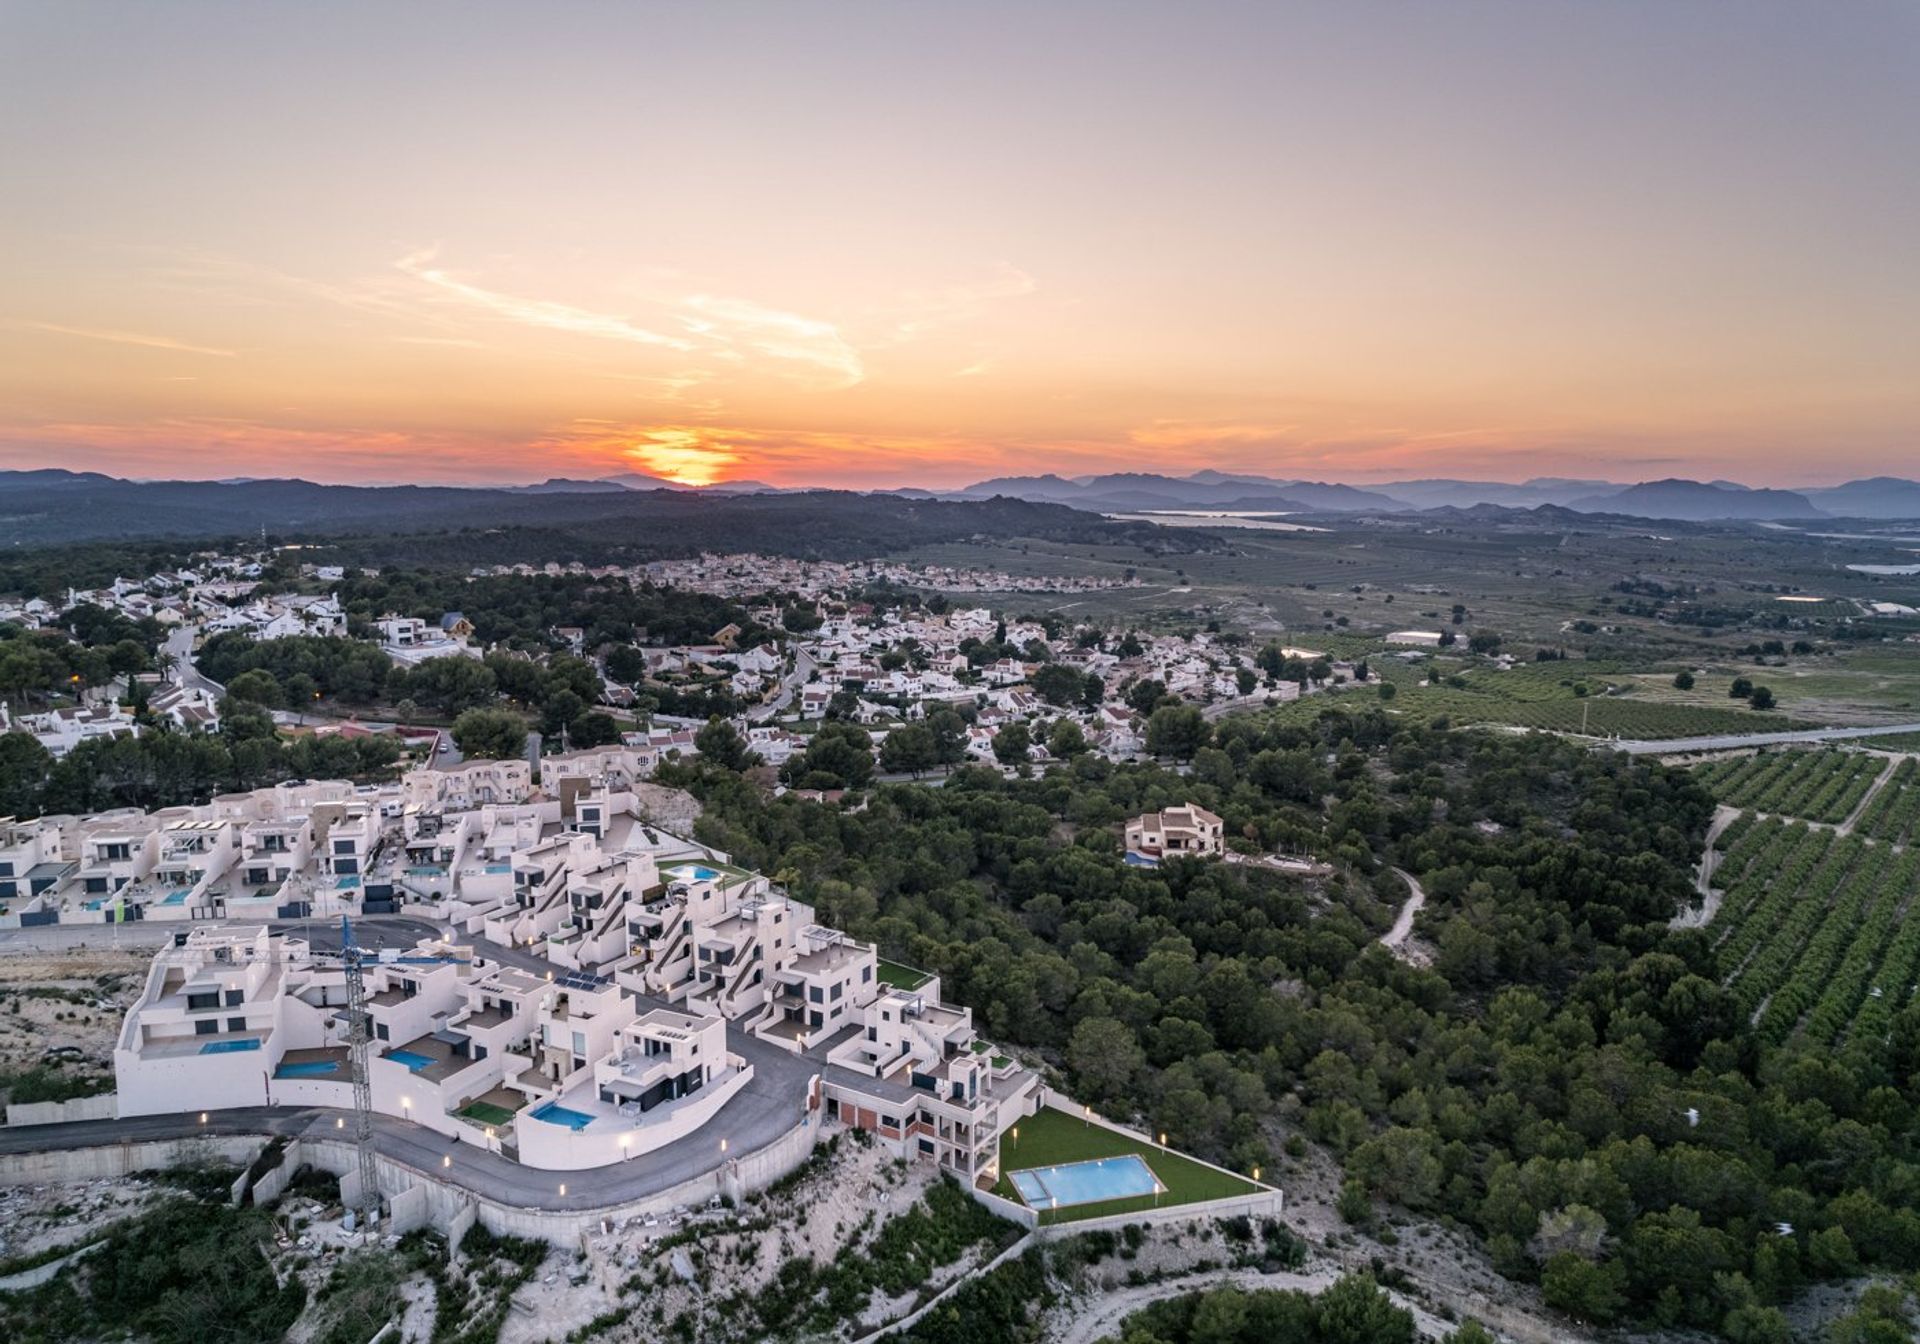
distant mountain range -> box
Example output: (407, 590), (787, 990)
(946, 469), (1920, 521)
(0, 469), (1183, 554)
(948, 471), (1402, 513)
(1564, 478), (1828, 521)
(5, 468), (1920, 552)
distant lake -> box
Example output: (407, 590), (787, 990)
(1108, 510), (1328, 532)
(1847, 563), (1920, 575)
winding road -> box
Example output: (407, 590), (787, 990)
(1380, 867), (1426, 957)
(0, 919), (833, 1214)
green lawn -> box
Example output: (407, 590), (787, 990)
(456, 1101), (518, 1127)
(876, 959), (933, 991)
(993, 1106), (1263, 1225)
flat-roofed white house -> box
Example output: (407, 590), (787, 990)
(1125, 803), (1225, 858)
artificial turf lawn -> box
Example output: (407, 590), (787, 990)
(456, 1101), (518, 1127)
(992, 1105), (1263, 1224)
(876, 959), (933, 991)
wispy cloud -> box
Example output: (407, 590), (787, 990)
(675, 294), (863, 389)
(15, 321), (236, 358)
(877, 264), (1037, 345)
(396, 250), (692, 351)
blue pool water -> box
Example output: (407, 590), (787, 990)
(275, 1060), (341, 1078)
(335, 876), (361, 890)
(162, 889), (191, 904)
(199, 1038), (262, 1055)
(1009, 1155), (1162, 1210)
(485, 863), (511, 874)
(530, 1100), (594, 1131)
(386, 1049), (436, 1072)
(669, 864), (721, 883)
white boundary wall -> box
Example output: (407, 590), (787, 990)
(6, 1094), (118, 1126)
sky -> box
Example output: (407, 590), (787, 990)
(1, 1), (1915, 490)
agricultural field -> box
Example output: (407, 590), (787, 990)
(1855, 757), (1920, 845)
(1690, 748), (1888, 823)
(1264, 671), (1808, 740)
(1706, 817), (1920, 1049)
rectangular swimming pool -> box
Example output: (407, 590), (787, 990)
(386, 1049), (436, 1072)
(1009, 1155), (1163, 1210)
(667, 864), (722, 883)
(199, 1038), (262, 1055)
(275, 1060), (341, 1078)
(161, 890), (191, 905)
(530, 1100), (595, 1131)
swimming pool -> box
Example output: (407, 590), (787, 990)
(275, 1059), (341, 1078)
(386, 1049), (436, 1072)
(161, 890), (191, 904)
(485, 863), (511, 874)
(199, 1038), (262, 1055)
(335, 876), (361, 890)
(530, 1100), (594, 1131)
(1009, 1155), (1163, 1210)
(667, 864), (722, 883)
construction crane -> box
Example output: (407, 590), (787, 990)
(339, 915), (381, 1222)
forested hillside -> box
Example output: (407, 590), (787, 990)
(670, 715), (1920, 1339)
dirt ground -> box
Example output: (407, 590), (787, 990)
(0, 1176), (162, 1268)
(0, 947), (149, 1083)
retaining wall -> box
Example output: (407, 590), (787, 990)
(0, 1134), (266, 1186)
(5, 1094), (118, 1127)
(1036, 1085), (1281, 1211)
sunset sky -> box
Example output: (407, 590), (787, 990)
(2, 1), (1915, 489)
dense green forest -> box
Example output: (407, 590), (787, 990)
(668, 713), (1920, 1339)
(0, 707), (400, 818)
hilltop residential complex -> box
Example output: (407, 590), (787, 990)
(92, 752), (1040, 1182)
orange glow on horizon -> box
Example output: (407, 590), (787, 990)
(0, 5), (1913, 488)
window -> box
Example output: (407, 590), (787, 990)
(862, 966), (872, 983)
(194, 1019), (217, 1036)
(808, 985), (823, 1003)
(830, 982), (843, 1001)
(375, 1023), (389, 1041)
(224, 988), (243, 1007)
(227, 1016), (247, 1032)
(333, 839), (356, 855)
(186, 991), (220, 1011)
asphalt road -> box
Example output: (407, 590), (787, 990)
(1610, 722), (1920, 756)
(0, 920), (825, 1212)
(162, 625), (222, 697)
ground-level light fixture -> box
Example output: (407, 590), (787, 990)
(558, 1183), (567, 1197)
(199, 1111), (208, 1124)
(442, 1154), (451, 1168)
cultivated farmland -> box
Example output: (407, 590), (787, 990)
(1691, 749), (1887, 824)
(1706, 817), (1920, 1049)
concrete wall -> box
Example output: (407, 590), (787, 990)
(0, 1240), (105, 1293)
(5, 1093), (118, 1126)
(0, 1134), (266, 1187)
(512, 1065), (755, 1171)
(1035, 1085), (1280, 1210)
(247, 1138), (304, 1206)
(873, 1233), (1035, 1339)
(1032, 1189), (1285, 1239)
(966, 1184), (1038, 1229)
